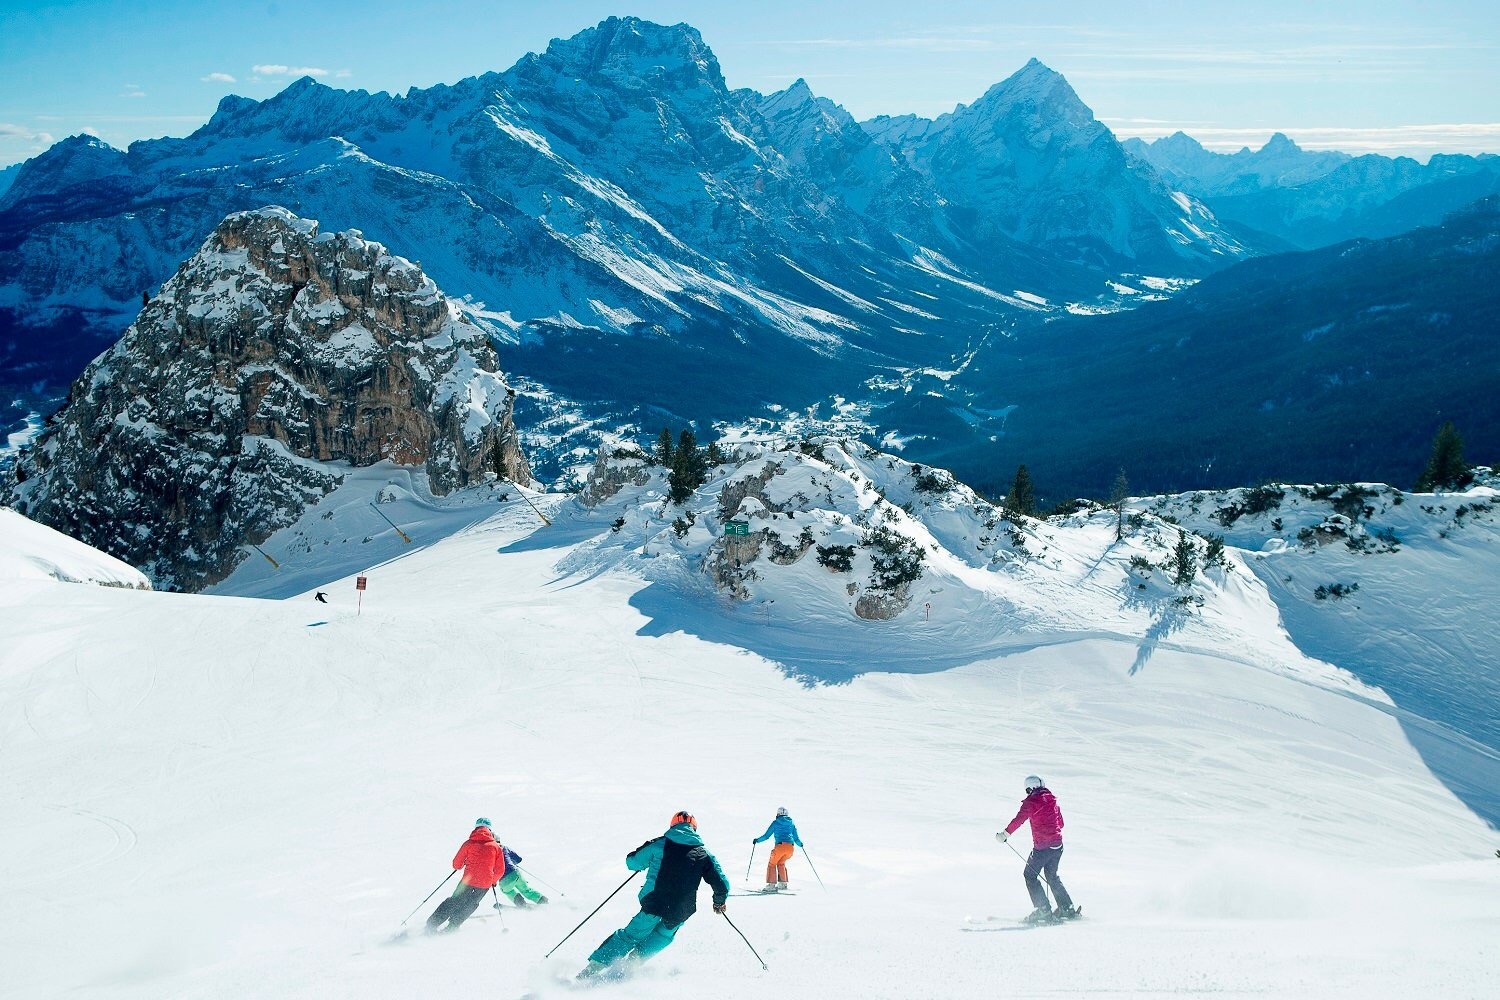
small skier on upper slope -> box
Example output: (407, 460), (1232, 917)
(997, 776), (1081, 924)
(753, 806), (803, 892)
(579, 811), (731, 981)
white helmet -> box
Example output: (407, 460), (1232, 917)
(776, 806), (789, 817)
(1024, 775), (1044, 793)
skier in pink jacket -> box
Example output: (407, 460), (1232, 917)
(997, 775), (1080, 923)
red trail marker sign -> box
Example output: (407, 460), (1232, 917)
(356, 575), (368, 614)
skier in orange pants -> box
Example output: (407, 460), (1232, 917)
(752, 807), (803, 892)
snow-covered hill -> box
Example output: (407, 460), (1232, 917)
(0, 505), (149, 587)
(1, 441), (1496, 999)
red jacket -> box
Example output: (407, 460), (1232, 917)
(452, 826), (505, 889)
(1005, 788), (1064, 849)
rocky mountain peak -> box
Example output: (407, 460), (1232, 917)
(536, 16), (726, 94)
(973, 57), (1093, 125)
(1261, 131), (1301, 154)
(0, 133), (129, 210)
(7, 206), (529, 590)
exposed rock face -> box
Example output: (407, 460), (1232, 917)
(8, 207), (528, 590)
(578, 445), (652, 507)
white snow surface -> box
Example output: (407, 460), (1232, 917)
(0, 507), (150, 587)
(2, 451), (1498, 998)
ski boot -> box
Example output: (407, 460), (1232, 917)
(510, 894), (531, 908)
(1053, 904), (1082, 921)
(777, 881), (789, 891)
(1023, 906), (1058, 925)
(761, 882), (780, 893)
(577, 961), (609, 981)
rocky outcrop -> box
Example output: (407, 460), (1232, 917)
(8, 207), (528, 590)
(579, 444), (652, 506)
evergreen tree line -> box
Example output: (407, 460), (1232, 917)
(655, 427), (724, 504)
(1000, 420), (1478, 518)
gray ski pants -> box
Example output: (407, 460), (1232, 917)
(1023, 846), (1074, 911)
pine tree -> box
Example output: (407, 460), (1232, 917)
(1171, 530), (1198, 586)
(655, 427), (675, 467)
(1109, 467), (1129, 541)
(1008, 464), (1035, 517)
(668, 428), (704, 504)
(1414, 422), (1470, 492)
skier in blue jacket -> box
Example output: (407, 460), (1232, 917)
(753, 806), (803, 892)
(579, 811), (731, 980)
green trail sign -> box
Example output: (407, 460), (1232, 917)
(724, 520), (750, 536)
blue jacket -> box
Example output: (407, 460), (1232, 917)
(627, 822), (729, 926)
(754, 815), (802, 846)
(501, 846), (522, 877)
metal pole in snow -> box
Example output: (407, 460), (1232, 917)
(251, 543), (280, 569)
(368, 503), (412, 543)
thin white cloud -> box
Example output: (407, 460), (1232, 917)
(252, 64), (330, 78)
(120, 83), (146, 99)
(201, 72), (236, 83)
(769, 37), (996, 52)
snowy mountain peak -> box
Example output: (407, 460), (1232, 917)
(975, 57), (1092, 123)
(538, 16), (726, 93)
(1261, 131), (1301, 153)
(760, 77), (818, 116)
(0, 131), (129, 210)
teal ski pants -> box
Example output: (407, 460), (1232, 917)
(587, 910), (681, 966)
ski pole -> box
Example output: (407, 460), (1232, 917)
(401, 870), (456, 925)
(721, 911), (768, 970)
(1004, 840), (1028, 864)
(518, 865), (565, 897)
(801, 846), (828, 892)
(543, 870), (641, 959)
(491, 887), (508, 932)
(746, 842), (757, 882)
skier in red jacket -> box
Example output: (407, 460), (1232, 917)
(427, 818), (505, 934)
(997, 776), (1080, 924)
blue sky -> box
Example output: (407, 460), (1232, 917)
(3, 0), (1498, 167)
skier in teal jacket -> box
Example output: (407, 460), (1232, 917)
(580, 811), (731, 979)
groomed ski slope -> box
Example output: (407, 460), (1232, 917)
(2, 498), (1497, 999)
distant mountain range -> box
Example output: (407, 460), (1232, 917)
(1125, 131), (1500, 249)
(0, 17), (1238, 469)
(886, 197), (1500, 499)
(1, 15), (1494, 499)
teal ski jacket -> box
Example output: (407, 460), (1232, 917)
(627, 821), (730, 926)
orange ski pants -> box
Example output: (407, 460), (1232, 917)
(766, 842), (795, 883)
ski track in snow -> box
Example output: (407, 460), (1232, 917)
(1, 494), (1498, 998)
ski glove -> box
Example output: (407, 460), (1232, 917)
(995, 831), (1008, 843)
(713, 902), (727, 914)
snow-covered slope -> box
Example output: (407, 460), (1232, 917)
(0, 506), (149, 587)
(2, 444), (1496, 999)
(1143, 477), (1500, 823)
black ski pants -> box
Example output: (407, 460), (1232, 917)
(1023, 845), (1073, 911)
(427, 882), (487, 932)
